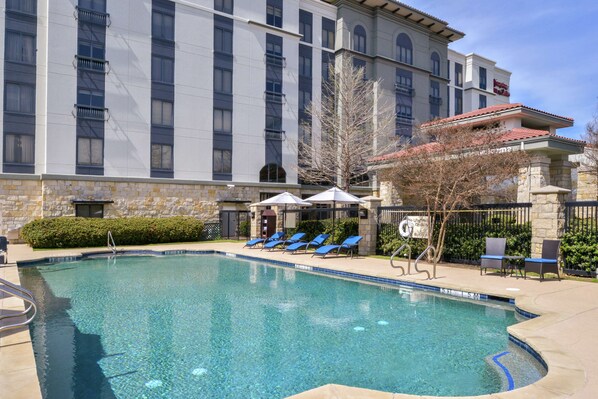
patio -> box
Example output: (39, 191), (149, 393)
(1, 241), (597, 399)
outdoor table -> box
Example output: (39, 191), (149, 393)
(503, 255), (525, 278)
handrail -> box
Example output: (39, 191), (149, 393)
(107, 231), (116, 254)
(413, 245), (437, 279)
(0, 277), (37, 332)
(390, 243), (411, 275)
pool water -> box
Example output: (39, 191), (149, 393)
(20, 255), (545, 399)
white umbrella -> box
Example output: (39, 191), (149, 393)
(304, 187), (364, 242)
(257, 192), (312, 231)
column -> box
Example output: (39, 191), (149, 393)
(358, 196), (382, 256)
(517, 155), (551, 203)
(530, 185), (570, 257)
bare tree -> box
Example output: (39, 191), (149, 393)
(583, 111), (598, 177)
(382, 123), (527, 262)
(297, 56), (395, 191)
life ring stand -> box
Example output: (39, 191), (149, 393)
(399, 218), (415, 238)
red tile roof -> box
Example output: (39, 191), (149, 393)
(421, 103), (574, 127)
(370, 127), (584, 163)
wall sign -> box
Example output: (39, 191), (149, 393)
(494, 79), (510, 97)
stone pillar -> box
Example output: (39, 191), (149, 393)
(249, 204), (262, 239)
(530, 185), (570, 257)
(549, 156), (573, 200)
(358, 196), (382, 256)
(576, 166), (598, 201)
(518, 155), (551, 203)
(379, 180), (402, 206)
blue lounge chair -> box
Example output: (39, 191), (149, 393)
(283, 234), (330, 254)
(0, 236), (8, 264)
(262, 232), (306, 251)
(244, 232), (285, 248)
(312, 236), (363, 259)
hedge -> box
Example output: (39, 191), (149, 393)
(21, 216), (205, 248)
(561, 229), (598, 274)
(287, 218), (359, 244)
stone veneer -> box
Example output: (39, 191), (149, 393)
(576, 169), (597, 201)
(530, 185), (570, 258)
(0, 176), (42, 236)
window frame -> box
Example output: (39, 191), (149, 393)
(152, 55), (174, 84)
(396, 33), (413, 65)
(214, 67), (233, 94)
(75, 204), (105, 218)
(266, 3), (283, 28)
(151, 99), (174, 127)
(479, 66), (487, 90)
(151, 143), (173, 170)
(214, 0), (233, 14)
(5, 31), (36, 65)
(152, 11), (175, 42)
(214, 27), (233, 54)
(77, 136), (104, 166)
(6, 0), (36, 15)
(4, 133), (34, 164)
(213, 108), (233, 134)
(213, 148), (232, 174)
(353, 25), (367, 54)
(299, 55), (312, 78)
(479, 94), (487, 109)
(299, 19), (312, 43)
(4, 82), (35, 114)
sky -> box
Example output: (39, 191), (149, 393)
(410, 0), (598, 139)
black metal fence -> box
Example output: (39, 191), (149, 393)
(377, 203), (532, 264)
(201, 222), (221, 241)
(562, 201), (598, 275)
(282, 206), (359, 242)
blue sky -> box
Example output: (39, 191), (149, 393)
(411, 0), (598, 139)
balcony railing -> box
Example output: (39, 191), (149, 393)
(75, 6), (111, 26)
(74, 105), (109, 121)
(395, 83), (415, 97)
(264, 91), (285, 104)
(264, 129), (286, 141)
(429, 95), (443, 105)
(74, 55), (109, 73)
(265, 53), (286, 68)
(395, 115), (413, 125)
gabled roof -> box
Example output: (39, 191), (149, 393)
(370, 127), (585, 164)
(421, 103), (574, 128)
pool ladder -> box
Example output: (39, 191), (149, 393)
(390, 244), (437, 279)
(107, 231), (117, 254)
(0, 277), (37, 333)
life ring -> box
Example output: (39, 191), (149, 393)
(399, 219), (415, 238)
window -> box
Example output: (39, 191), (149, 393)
(266, 78), (282, 93)
(78, 0), (106, 12)
(322, 18), (335, 50)
(479, 67), (487, 90)
(396, 73), (412, 88)
(299, 90), (311, 111)
(77, 137), (103, 165)
(322, 55), (333, 81)
(266, 41), (282, 57)
(265, 115), (282, 131)
(299, 55), (312, 78)
(214, 0), (233, 14)
(4, 134), (34, 164)
(152, 11), (174, 41)
(5, 83), (35, 114)
(213, 149), (232, 174)
(214, 27), (233, 54)
(151, 143), (173, 170)
(455, 63), (463, 87)
(76, 204), (104, 218)
(214, 68), (233, 94)
(396, 104), (412, 119)
(78, 40), (105, 60)
(299, 11), (312, 43)
(77, 89), (104, 108)
(479, 94), (487, 109)
(152, 55), (174, 84)
(213, 109), (232, 133)
(266, 0), (283, 28)
(430, 81), (440, 98)
(151, 99), (174, 126)
(260, 163), (286, 183)
(396, 33), (412, 65)
(455, 90), (464, 114)
(5, 31), (36, 64)
(431, 52), (440, 76)
(353, 25), (366, 53)
(6, 0), (36, 14)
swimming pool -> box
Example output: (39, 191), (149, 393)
(20, 254), (545, 398)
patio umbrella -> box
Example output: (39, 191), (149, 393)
(257, 192), (312, 231)
(304, 187), (365, 243)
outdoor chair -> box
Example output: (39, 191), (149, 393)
(312, 236), (363, 259)
(480, 237), (507, 275)
(244, 232), (285, 248)
(524, 240), (561, 281)
(283, 234), (330, 254)
(262, 232), (306, 251)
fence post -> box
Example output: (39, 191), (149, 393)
(358, 196), (382, 256)
(530, 185), (570, 257)
(249, 204), (261, 239)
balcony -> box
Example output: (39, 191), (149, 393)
(429, 95), (443, 105)
(395, 83), (415, 97)
(395, 114), (413, 125)
(265, 53), (286, 68)
(264, 129), (286, 141)
(74, 105), (108, 121)
(264, 91), (285, 104)
(75, 6), (111, 26)
(75, 55), (109, 73)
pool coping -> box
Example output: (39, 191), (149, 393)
(2, 243), (594, 399)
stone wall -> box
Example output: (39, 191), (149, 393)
(576, 169), (597, 201)
(0, 177), (42, 236)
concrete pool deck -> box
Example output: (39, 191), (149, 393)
(1, 241), (597, 399)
